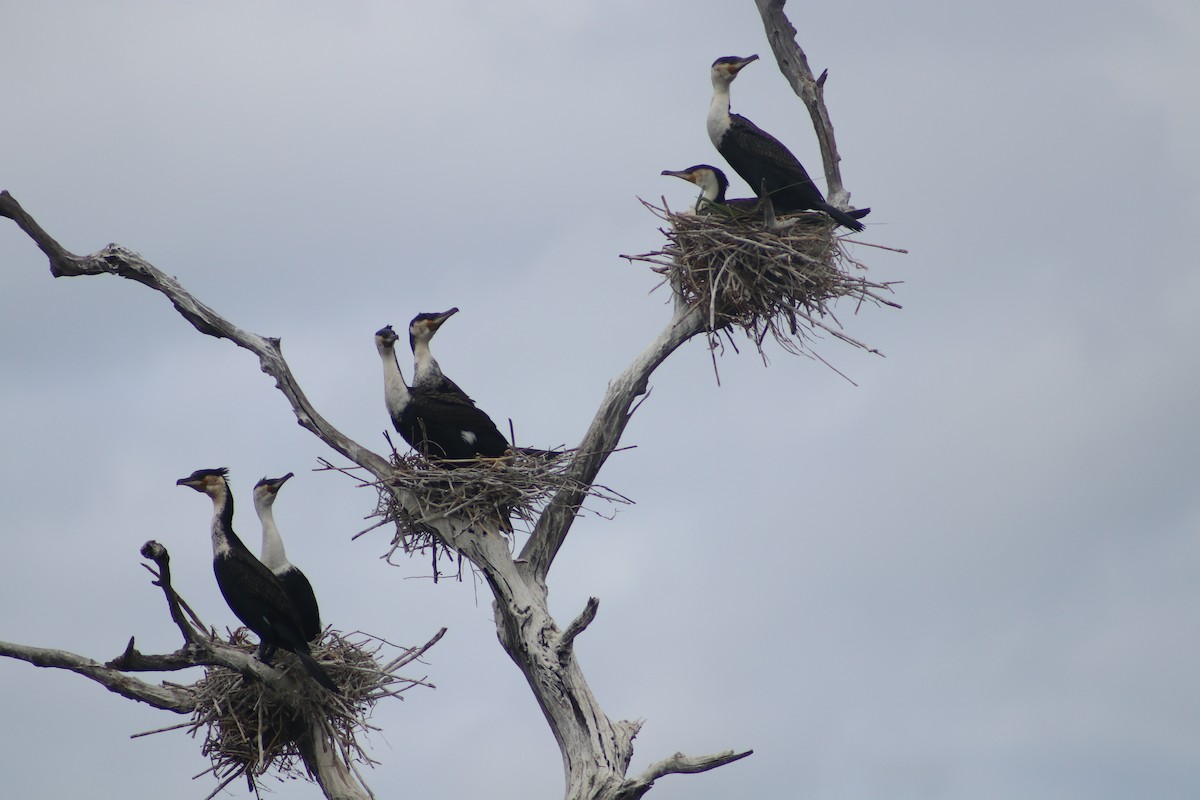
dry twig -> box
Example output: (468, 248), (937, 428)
(625, 201), (900, 360)
(367, 449), (633, 571)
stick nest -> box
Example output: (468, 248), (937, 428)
(626, 201), (899, 358)
(368, 449), (630, 572)
(187, 628), (421, 793)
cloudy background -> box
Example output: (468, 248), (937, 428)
(2, 0), (1198, 798)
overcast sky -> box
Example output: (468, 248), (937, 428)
(3, 1), (1199, 798)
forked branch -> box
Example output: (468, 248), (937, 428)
(754, 0), (854, 206)
(0, 190), (391, 480)
(522, 297), (705, 579)
(615, 748), (755, 800)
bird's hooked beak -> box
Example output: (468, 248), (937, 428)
(376, 325), (398, 346)
(422, 307), (459, 336)
(258, 472), (294, 496)
(661, 168), (698, 185)
(731, 54), (759, 74)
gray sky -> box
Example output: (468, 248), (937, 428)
(3, 0), (1198, 798)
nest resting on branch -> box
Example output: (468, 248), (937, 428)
(366, 449), (631, 573)
(180, 628), (427, 797)
(625, 201), (899, 359)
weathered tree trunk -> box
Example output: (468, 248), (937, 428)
(0, 5), (872, 795)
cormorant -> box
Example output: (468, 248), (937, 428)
(177, 468), (338, 693)
(375, 325), (510, 462)
(707, 54), (868, 231)
(409, 308), (467, 396)
(663, 164), (872, 223)
(253, 472), (322, 642)
(661, 164), (760, 215)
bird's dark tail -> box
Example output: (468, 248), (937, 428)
(296, 649), (340, 693)
(819, 202), (867, 232)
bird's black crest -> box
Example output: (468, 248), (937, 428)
(183, 467), (229, 481)
(409, 308), (459, 326)
(254, 472), (294, 490)
(712, 54), (758, 68)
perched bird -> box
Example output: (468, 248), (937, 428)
(663, 163), (871, 223)
(661, 164), (760, 215)
(177, 468), (337, 693)
(252, 472), (322, 642)
(707, 54), (868, 231)
(375, 325), (510, 462)
(408, 308), (467, 396)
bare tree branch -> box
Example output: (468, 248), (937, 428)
(2, 189), (746, 800)
(0, 190), (393, 480)
(615, 749), (755, 800)
(754, 0), (855, 207)
(140, 540), (205, 644)
(557, 597), (599, 664)
(522, 297), (705, 579)
(0, 640), (197, 712)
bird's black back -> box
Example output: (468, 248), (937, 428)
(722, 114), (824, 211)
(213, 550), (311, 655)
(400, 389), (510, 462)
(722, 115), (866, 232)
(277, 566), (322, 642)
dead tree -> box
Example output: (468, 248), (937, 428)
(0, 3), (891, 798)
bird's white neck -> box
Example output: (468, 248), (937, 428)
(412, 339), (440, 387)
(255, 501), (289, 570)
(209, 489), (233, 558)
(707, 82), (733, 145)
(379, 346), (411, 417)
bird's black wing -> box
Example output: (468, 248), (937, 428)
(278, 566), (322, 642)
(721, 114), (823, 208)
(214, 554), (309, 652)
(722, 115), (865, 231)
(404, 389), (511, 461)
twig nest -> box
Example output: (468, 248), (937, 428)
(372, 450), (630, 572)
(627, 201), (898, 357)
(189, 629), (394, 791)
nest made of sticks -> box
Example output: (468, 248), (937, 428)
(365, 449), (630, 571)
(626, 200), (899, 358)
(182, 628), (419, 797)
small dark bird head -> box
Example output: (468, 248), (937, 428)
(711, 54), (758, 85)
(177, 467), (229, 496)
(408, 307), (459, 352)
(253, 472), (294, 504)
(375, 325), (399, 351)
(661, 164), (729, 202)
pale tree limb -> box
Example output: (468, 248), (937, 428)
(557, 597), (600, 664)
(754, 0), (855, 207)
(0, 534), (441, 800)
(0, 191), (392, 480)
(1, 190), (745, 800)
(614, 749), (755, 800)
(0, 640), (197, 713)
(522, 296), (705, 580)
(299, 721), (372, 800)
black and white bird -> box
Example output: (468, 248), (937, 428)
(375, 325), (510, 462)
(661, 164), (760, 215)
(707, 54), (868, 231)
(409, 308), (468, 397)
(663, 163), (872, 224)
(177, 468), (337, 693)
(252, 472), (322, 642)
